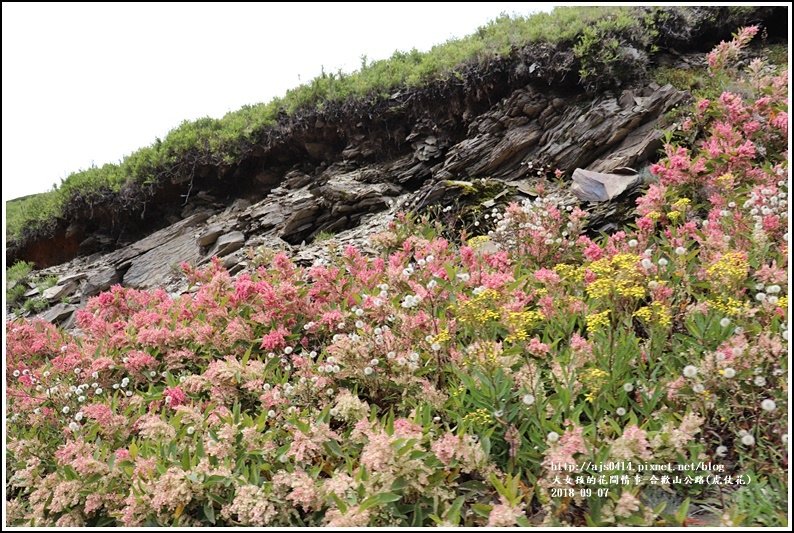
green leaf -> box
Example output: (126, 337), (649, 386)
(675, 497), (690, 525)
(324, 440), (344, 458)
(471, 503), (492, 518)
(360, 491), (402, 511)
(203, 502), (216, 524)
(446, 496), (466, 525)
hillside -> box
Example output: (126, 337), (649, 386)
(6, 6), (785, 268)
(5, 5), (790, 528)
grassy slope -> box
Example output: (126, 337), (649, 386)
(4, 6), (778, 248)
(5, 6), (652, 242)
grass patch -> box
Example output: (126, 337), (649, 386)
(5, 7), (780, 249)
(6, 6), (659, 243)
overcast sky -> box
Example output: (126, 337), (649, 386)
(2, 2), (552, 201)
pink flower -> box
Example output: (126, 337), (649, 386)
(124, 350), (157, 373)
(164, 386), (187, 408)
(533, 268), (561, 285)
(83, 403), (115, 426)
(771, 111), (788, 134)
(543, 425), (586, 469)
(611, 425), (652, 461)
(528, 337), (550, 356)
(487, 497), (524, 527)
(260, 325), (290, 350)
(115, 449), (131, 462)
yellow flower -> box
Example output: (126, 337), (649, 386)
(463, 408), (492, 426)
(633, 307), (653, 322)
(585, 279), (612, 299)
(580, 367), (609, 403)
(707, 297), (747, 317)
(633, 301), (671, 328)
(505, 310), (544, 343)
(554, 263), (576, 278)
(432, 329), (451, 344)
(586, 310), (611, 332)
(467, 235), (491, 250)
(583, 254), (645, 301)
(456, 289), (501, 326)
(706, 252), (749, 288)
(646, 211), (661, 221)
(615, 283), (646, 299)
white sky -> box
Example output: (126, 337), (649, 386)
(2, 2), (553, 201)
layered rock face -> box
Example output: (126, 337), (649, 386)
(14, 77), (688, 327)
(16, 4), (789, 326)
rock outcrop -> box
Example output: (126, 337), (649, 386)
(13, 75), (693, 327)
(12, 1), (788, 329)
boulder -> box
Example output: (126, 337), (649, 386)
(40, 303), (76, 324)
(83, 267), (122, 297)
(197, 225), (224, 247)
(570, 168), (641, 202)
(123, 232), (201, 289)
(209, 232), (246, 258)
(42, 281), (78, 302)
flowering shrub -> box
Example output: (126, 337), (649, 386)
(5, 27), (788, 526)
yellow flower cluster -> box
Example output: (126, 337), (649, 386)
(716, 172), (734, 186)
(669, 197), (691, 220)
(586, 310), (611, 332)
(553, 263), (583, 282)
(432, 329), (451, 344)
(705, 252), (749, 288)
(707, 297), (747, 317)
(505, 310), (544, 343)
(633, 301), (672, 328)
(579, 367), (609, 402)
(645, 211), (661, 221)
(462, 408), (492, 426)
(584, 254), (645, 300)
(456, 289), (501, 326)
(777, 296), (788, 310)
(467, 235), (491, 249)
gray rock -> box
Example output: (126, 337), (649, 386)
(438, 83), (685, 182)
(197, 225), (224, 247)
(42, 281), (78, 302)
(40, 303), (76, 324)
(57, 273), (87, 286)
(123, 232), (201, 289)
(83, 267), (122, 297)
(570, 168), (641, 202)
(109, 211), (211, 266)
(209, 231), (245, 258)
(23, 287), (40, 298)
(225, 198), (251, 214)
